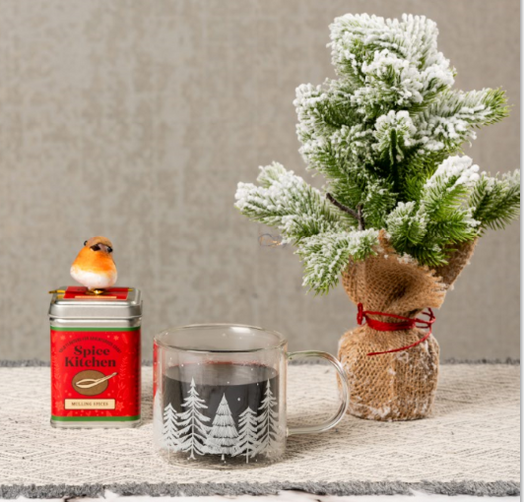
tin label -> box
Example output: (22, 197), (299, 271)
(50, 327), (140, 422)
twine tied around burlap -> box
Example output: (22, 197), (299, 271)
(338, 231), (477, 421)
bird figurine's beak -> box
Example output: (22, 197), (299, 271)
(90, 243), (113, 254)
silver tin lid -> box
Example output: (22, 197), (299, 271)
(49, 286), (142, 320)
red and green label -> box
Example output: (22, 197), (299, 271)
(50, 327), (141, 422)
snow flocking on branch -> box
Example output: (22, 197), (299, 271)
(424, 155), (480, 191)
(329, 14), (455, 112)
(413, 88), (508, 154)
(373, 111), (417, 161)
(297, 229), (380, 294)
(235, 162), (346, 244)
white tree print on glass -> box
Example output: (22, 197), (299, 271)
(177, 377), (211, 459)
(256, 380), (279, 456)
(205, 394), (239, 460)
(162, 401), (180, 450)
(234, 405), (258, 463)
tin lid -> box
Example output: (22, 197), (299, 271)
(49, 286), (142, 320)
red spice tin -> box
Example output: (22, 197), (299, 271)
(48, 286), (142, 428)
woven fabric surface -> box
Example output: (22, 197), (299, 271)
(0, 364), (519, 496)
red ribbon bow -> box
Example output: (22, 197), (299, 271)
(356, 303), (436, 356)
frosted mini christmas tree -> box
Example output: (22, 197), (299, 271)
(236, 13), (518, 293)
(235, 14), (520, 421)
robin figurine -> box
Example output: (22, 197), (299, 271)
(70, 236), (117, 292)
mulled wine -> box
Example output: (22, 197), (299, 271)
(160, 362), (279, 461)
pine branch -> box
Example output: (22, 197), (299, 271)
(235, 163), (350, 244)
(386, 156), (483, 266)
(296, 229), (379, 294)
(469, 170), (520, 233)
(413, 88), (509, 153)
(386, 202), (427, 251)
(329, 14), (454, 115)
(360, 178), (398, 229)
(326, 193), (365, 230)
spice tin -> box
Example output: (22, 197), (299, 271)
(49, 286), (142, 428)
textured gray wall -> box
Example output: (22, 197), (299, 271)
(0, 0), (519, 361)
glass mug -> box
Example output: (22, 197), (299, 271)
(153, 324), (349, 468)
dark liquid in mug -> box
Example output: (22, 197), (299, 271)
(162, 362), (279, 424)
(161, 362), (280, 462)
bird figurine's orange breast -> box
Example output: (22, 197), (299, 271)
(70, 236), (118, 291)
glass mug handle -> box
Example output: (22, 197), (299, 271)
(286, 350), (349, 436)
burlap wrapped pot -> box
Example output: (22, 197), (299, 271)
(338, 231), (477, 421)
